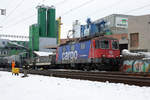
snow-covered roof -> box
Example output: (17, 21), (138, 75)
(34, 51), (53, 56)
(122, 49), (143, 56)
(139, 52), (150, 58)
(122, 49), (150, 60)
(8, 41), (25, 48)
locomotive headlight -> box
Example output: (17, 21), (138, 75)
(102, 55), (106, 57)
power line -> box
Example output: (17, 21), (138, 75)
(123, 3), (150, 14)
(3, 0), (68, 25)
(6, 0), (150, 31)
(4, 14), (36, 29)
(61, 0), (94, 16)
(2, 7), (34, 25)
(55, 0), (68, 6)
(80, 0), (123, 20)
(4, 0), (68, 30)
(1, 0), (25, 24)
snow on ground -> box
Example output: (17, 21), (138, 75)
(0, 71), (150, 100)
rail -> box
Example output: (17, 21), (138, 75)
(27, 69), (150, 87)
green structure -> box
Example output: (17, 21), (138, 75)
(105, 32), (112, 35)
(47, 7), (56, 38)
(37, 6), (47, 37)
(28, 5), (58, 56)
(0, 40), (29, 57)
(29, 24), (39, 51)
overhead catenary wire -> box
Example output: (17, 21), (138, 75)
(55, 0), (68, 6)
(4, 14), (36, 29)
(2, 6), (35, 25)
(4, 0), (150, 31)
(78, 0), (124, 21)
(4, 0), (68, 24)
(1, 0), (25, 24)
(3, 0), (69, 30)
(61, 0), (94, 16)
(78, 0), (150, 21)
(4, 0), (92, 30)
(122, 3), (150, 14)
(4, 0), (15, 9)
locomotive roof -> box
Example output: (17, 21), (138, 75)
(59, 35), (118, 46)
(94, 36), (118, 40)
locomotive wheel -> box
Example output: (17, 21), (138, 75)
(82, 65), (90, 71)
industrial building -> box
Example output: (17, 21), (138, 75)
(94, 14), (131, 51)
(72, 14), (131, 52)
(128, 14), (150, 52)
(94, 14), (129, 34)
(29, 5), (60, 55)
(0, 4), (60, 61)
(0, 39), (10, 57)
(0, 39), (28, 57)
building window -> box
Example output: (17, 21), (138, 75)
(130, 33), (139, 48)
(2, 41), (5, 45)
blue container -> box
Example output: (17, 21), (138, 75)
(89, 24), (98, 36)
(80, 25), (85, 37)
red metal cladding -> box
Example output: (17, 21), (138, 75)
(88, 40), (95, 58)
(56, 48), (58, 61)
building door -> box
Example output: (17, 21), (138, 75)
(119, 44), (128, 54)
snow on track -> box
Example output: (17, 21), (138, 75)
(0, 71), (150, 100)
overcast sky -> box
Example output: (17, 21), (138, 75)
(0, 0), (150, 40)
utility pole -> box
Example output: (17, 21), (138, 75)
(0, 9), (6, 32)
(0, 9), (6, 15)
(0, 26), (2, 31)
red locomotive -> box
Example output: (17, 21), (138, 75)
(56, 36), (120, 71)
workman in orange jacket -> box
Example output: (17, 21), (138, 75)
(12, 60), (15, 69)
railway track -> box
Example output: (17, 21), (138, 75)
(1, 68), (150, 87)
(27, 69), (150, 87)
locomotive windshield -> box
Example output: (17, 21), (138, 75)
(100, 40), (109, 49)
(112, 40), (119, 49)
(95, 40), (109, 49)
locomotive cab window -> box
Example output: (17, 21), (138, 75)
(100, 40), (109, 49)
(95, 40), (99, 48)
(80, 43), (86, 49)
(112, 41), (119, 49)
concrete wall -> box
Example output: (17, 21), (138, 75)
(94, 14), (129, 34)
(128, 15), (150, 52)
(39, 37), (57, 52)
